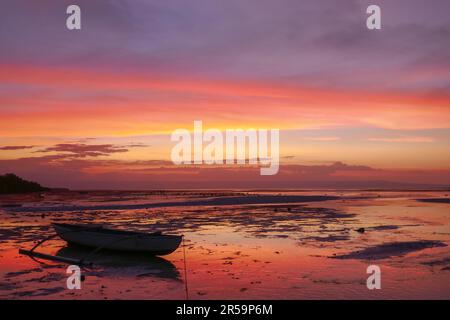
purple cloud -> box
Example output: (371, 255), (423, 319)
(1, 155), (449, 190)
(36, 143), (128, 158)
(1, 0), (449, 93)
(0, 145), (35, 151)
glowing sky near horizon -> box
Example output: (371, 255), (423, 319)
(1, 0), (450, 188)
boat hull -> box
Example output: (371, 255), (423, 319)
(53, 224), (182, 256)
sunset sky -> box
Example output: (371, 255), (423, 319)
(1, 0), (450, 189)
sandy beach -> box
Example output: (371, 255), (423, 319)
(0, 190), (449, 299)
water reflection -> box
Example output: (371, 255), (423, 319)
(56, 245), (182, 282)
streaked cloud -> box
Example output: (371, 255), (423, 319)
(302, 137), (341, 141)
(367, 137), (434, 143)
(1, 155), (449, 189)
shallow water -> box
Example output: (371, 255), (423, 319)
(0, 190), (449, 299)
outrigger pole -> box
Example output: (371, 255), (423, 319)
(19, 248), (84, 265)
(18, 225), (99, 266)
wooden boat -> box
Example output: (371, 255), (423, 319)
(52, 223), (182, 256)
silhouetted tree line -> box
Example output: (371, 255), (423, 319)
(0, 173), (48, 194)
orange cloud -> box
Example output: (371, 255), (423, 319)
(1, 64), (449, 138)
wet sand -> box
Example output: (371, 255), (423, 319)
(0, 190), (449, 299)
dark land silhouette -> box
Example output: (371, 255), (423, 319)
(0, 173), (49, 194)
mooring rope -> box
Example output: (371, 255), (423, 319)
(182, 235), (189, 300)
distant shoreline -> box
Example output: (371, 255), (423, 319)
(6, 194), (340, 213)
(417, 198), (450, 204)
(11, 187), (450, 193)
